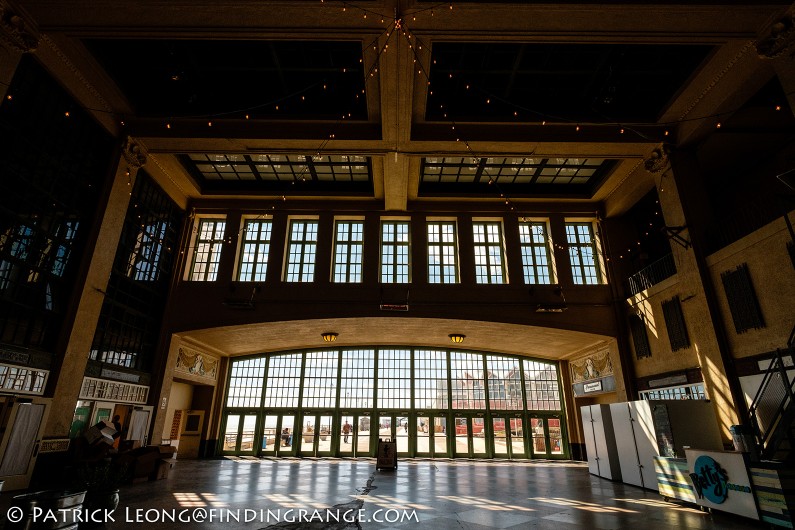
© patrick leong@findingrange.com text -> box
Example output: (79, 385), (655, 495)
(5, 506), (421, 525)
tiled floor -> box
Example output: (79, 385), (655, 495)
(1, 458), (769, 529)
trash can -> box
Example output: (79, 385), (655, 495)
(376, 438), (397, 471)
(9, 489), (86, 530)
(729, 425), (759, 461)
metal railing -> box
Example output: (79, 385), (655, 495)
(748, 325), (795, 458)
(625, 253), (677, 297)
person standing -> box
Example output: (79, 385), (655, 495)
(343, 421), (352, 443)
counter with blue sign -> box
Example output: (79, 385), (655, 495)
(685, 449), (759, 520)
(655, 452), (795, 528)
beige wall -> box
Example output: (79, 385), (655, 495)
(627, 275), (701, 379)
(161, 381), (194, 443)
(706, 216), (795, 359)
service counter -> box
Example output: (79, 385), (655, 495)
(654, 450), (795, 528)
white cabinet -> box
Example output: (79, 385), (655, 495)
(609, 400), (723, 489)
(580, 404), (622, 480)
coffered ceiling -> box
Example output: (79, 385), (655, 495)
(17, 0), (793, 213)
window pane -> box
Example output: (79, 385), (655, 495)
(414, 350), (449, 409)
(377, 349), (411, 408)
(237, 220), (272, 281)
(427, 222), (458, 284)
(263, 354), (302, 407)
(190, 219), (226, 281)
(302, 351), (339, 408)
(519, 222), (552, 284)
(333, 221), (364, 283)
(473, 222), (506, 284)
(340, 349), (375, 408)
(523, 360), (562, 411)
(285, 220), (319, 282)
(227, 357), (266, 407)
(450, 352), (485, 409)
(486, 356), (522, 410)
(566, 222), (601, 285)
(381, 221), (410, 283)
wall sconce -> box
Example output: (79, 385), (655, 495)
(536, 286), (567, 313)
(321, 332), (338, 342)
(449, 333), (465, 344)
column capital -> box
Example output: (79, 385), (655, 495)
(756, 14), (795, 60)
(122, 136), (148, 169)
(644, 144), (671, 174)
(0, 6), (38, 53)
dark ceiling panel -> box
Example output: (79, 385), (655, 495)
(418, 157), (617, 198)
(426, 43), (713, 123)
(180, 154), (374, 196)
(83, 40), (367, 120)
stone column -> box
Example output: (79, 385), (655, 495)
(648, 145), (741, 440)
(45, 137), (147, 437)
(0, 5), (38, 100)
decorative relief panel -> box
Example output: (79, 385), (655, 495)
(175, 346), (219, 383)
(570, 349), (614, 384)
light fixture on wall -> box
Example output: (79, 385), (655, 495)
(321, 332), (338, 342)
(449, 333), (465, 344)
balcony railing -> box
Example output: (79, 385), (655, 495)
(625, 253), (676, 297)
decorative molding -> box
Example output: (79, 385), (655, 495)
(756, 15), (795, 59)
(39, 34), (113, 114)
(677, 40), (754, 122)
(122, 136), (147, 169)
(0, 6), (38, 53)
(175, 346), (219, 382)
(150, 153), (189, 196)
(644, 145), (671, 174)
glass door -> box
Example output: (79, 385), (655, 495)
(317, 414), (334, 456)
(277, 415), (296, 456)
(433, 416), (449, 457)
(471, 415), (487, 457)
(298, 413), (334, 456)
(221, 412), (259, 454)
(339, 415), (354, 456)
(356, 414), (372, 456)
(453, 416), (470, 457)
(528, 415), (567, 458)
(509, 416), (527, 459)
(395, 414), (410, 455)
(529, 417), (547, 457)
(261, 415), (278, 456)
(299, 414), (318, 456)
(416, 415), (431, 456)
(492, 417), (509, 458)
(377, 415), (394, 441)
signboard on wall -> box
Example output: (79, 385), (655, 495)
(583, 380), (602, 393)
(685, 449), (759, 520)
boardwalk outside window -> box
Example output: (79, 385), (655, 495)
(519, 222), (552, 284)
(190, 219), (226, 281)
(237, 220), (272, 282)
(427, 222), (459, 284)
(333, 220), (363, 283)
(285, 220), (318, 282)
(565, 222), (601, 285)
(473, 222), (506, 284)
(381, 221), (410, 283)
